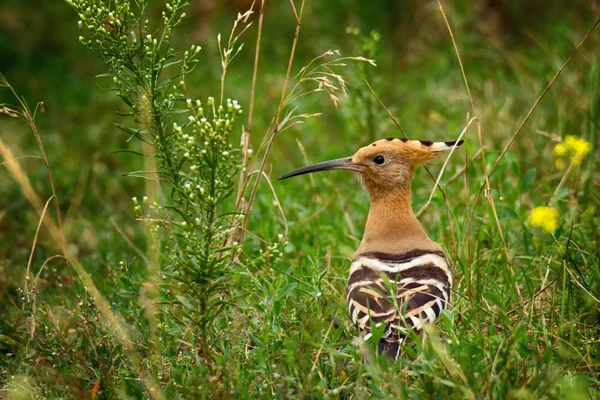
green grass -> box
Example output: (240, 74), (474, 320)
(1, 1), (599, 398)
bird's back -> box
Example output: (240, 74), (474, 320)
(347, 248), (451, 359)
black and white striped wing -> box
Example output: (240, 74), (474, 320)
(346, 250), (451, 359)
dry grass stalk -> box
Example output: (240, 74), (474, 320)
(0, 78), (164, 397)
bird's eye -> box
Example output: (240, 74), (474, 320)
(374, 155), (385, 165)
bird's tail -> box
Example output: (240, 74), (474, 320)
(378, 338), (403, 360)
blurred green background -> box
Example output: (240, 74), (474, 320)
(2, 0), (598, 269)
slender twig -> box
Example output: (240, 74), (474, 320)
(468, 17), (600, 224)
(287, 0), (301, 24)
(236, 0), (306, 245)
(364, 79), (406, 137)
(415, 117), (475, 217)
(363, 78), (454, 246)
(235, 0), (265, 210)
(436, 1), (523, 304)
(548, 159), (576, 206)
(446, 146), (486, 183)
(436, 0), (475, 112)
(110, 217), (152, 266)
(248, 170), (289, 238)
(507, 278), (558, 317)
(25, 196), (54, 306)
(310, 314), (337, 374)
(463, 17), (600, 302)
(0, 74), (74, 282)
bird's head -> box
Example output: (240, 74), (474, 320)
(279, 138), (463, 197)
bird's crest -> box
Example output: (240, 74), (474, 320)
(354, 138), (464, 167)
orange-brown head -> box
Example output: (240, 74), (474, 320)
(279, 138), (463, 198)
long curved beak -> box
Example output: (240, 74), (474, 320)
(278, 156), (362, 180)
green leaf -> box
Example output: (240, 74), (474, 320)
(122, 171), (166, 180)
(160, 59), (182, 69)
(112, 149), (145, 156)
(118, 94), (136, 109)
(119, 276), (134, 289)
(273, 300), (281, 315)
(116, 290), (137, 298)
(482, 291), (505, 309)
(278, 282), (298, 298)
(115, 123), (147, 143)
(176, 295), (193, 310)
(520, 168), (536, 191)
(496, 204), (518, 220)
(269, 340), (284, 351)
(482, 291), (511, 324)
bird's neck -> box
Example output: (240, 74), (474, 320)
(355, 183), (439, 255)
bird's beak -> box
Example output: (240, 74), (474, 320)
(278, 156), (362, 180)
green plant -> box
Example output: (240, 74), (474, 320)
(66, 0), (258, 355)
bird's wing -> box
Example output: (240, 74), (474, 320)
(347, 250), (451, 357)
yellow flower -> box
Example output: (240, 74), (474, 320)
(553, 142), (568, 156)
(564, 135), (592, 156)
(553, 135), (592, 169)
(528, 206), (559, 233)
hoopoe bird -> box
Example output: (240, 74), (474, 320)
(279, 137), (463, 359)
